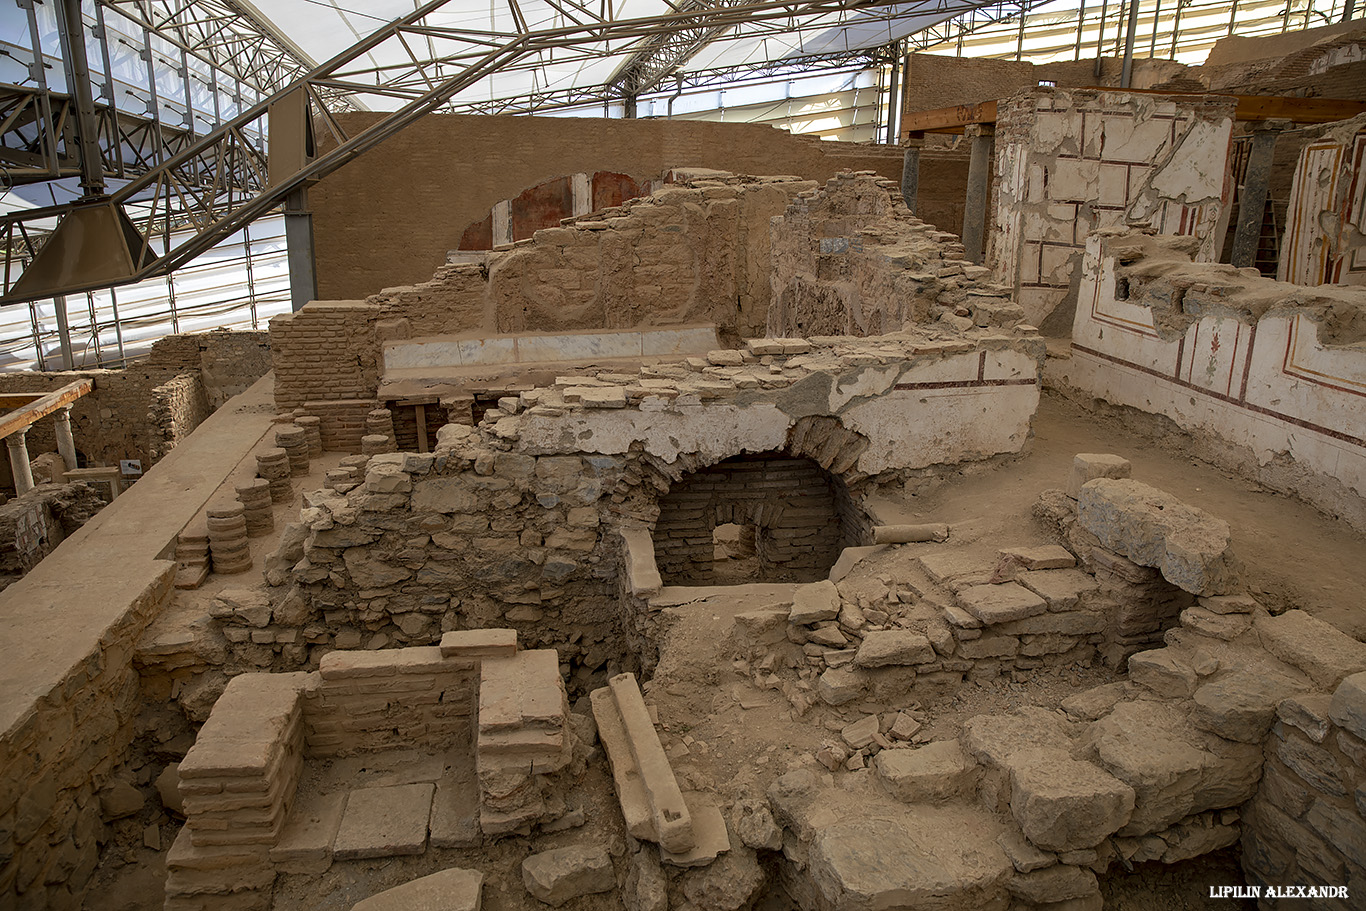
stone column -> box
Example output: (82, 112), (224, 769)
(7, 428), (34, 495)
(962, 124), (996, 265)
(54, 405), (77, 472)
(901, 132), (924, 215)
(1230, 122), (1288, 270)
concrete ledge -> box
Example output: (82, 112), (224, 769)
(0, 373), (278, 735)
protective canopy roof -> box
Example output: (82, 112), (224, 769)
(246, 0), (1002, 110)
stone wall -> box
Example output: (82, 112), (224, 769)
(0, 377), (276, 911)
(0, 331), (271, 492)
(767, 171), (1023, 338)
(0, 483), (105, 592)
(269, 303), (381, 415)
(990, 88), (1236, 330)
(167, 633), (576, 910)
(366, 171), (814, 345)
(246, 331), (1043, 691)
(1050, 230), (1366, 532)
(148, 374), (212, 462)
(310, 112), (909, 302)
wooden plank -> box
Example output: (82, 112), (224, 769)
(1232, 95), (1366, 124)
(0, 393), (48, 409)
(0, 379), (93, 439)
(414, 404), (428, 454)
(901, 99), (997, 137)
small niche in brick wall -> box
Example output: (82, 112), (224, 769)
(653, 452), (866, 585)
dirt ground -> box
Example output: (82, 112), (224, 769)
(84, 387), (1360, 910)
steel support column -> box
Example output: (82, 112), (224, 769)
(52, 296), (75, 370)
(284, 188), (317, 311)
(1120, 0), (1142, 88)
(1230, 125), (1284, 270)
(963, 124), (994, 264)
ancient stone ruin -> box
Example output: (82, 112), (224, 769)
(2, 48), (1366, 911)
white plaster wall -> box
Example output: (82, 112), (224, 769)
(1068, 236), (1366, 498)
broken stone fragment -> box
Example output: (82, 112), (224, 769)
(1191, 670), (1305, 744)
(1066, 453), (1131, 498)
(1008, 747), (1135, 852)
(841, 715), (880, 750)
(874, 740), (978, 803)
(1077, 479), (1240, 595)
(814, 662), (865, 704)
(522, 845), (615, 906)
(789, 580), (841, 624)
(854, 630), (934, 668)
(352, 868), (483, 911)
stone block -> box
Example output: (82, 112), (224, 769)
(999, 545), (1077, 570)
(1191, 671), (1305, 744)
(816, 666), (864, 705)
(961, 707), (1077, 770)
(352, 868), (483, 911)
(1277, 730), (1351, 798)
(875, 741), (978, 803)
(1009, 747), (1134, 852)
(1179, 606), (1252, 640)
(1077, 479), (1238, 595)
(331, 783), (434, 860)
(1257, 610), (1366, 689)
(1277, 694), (1333, 744)
(430, 774), (481, 849)
(440, 628), (517, 658)
(997, 828), (1055, 873)
(269, 791), (347, 874)
(789, 580), (840, 624)
(854, 630), (934, 668)
(1330, 672), (1366, 741)
(1015, 570), (1098, 612)
(1127, 650), (1197, 698)
(522, 845), (615, 906)
(1066, 453), (1131, 498)
(958, 583), (1047, 625)
(1007, 864), (1098, 903)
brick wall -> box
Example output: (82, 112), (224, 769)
(310, 113), (908, 302)
(652, 454), (859, 584)
(148, 373), (212, 462)
(269, 303), (381, 415)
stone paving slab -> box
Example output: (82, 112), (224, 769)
(352, 867), (483, 911)
(269, 791), (347, 874)
(957, 582), (1047, 625)
(332, 783), (434, 860)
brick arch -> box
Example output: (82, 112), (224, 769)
(643, 416), (874, 585)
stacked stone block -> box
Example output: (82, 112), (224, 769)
(174, 522), (211, 590)
(301, 400), (374, 453)
(275, 425), (310, 476)
(236, 478), (275, 537)
(207, 502), (252, 575)
(168, 673), (309, 911)
(470, 638), (573, 835)
(256, 448), (292, 503)
(295, 416), (323, 458)
(302, 646), (478, 757)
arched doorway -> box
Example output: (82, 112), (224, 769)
(652, 452), (866, 585)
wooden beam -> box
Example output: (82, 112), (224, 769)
(0, 393), (50, 409)
(901, 100), (997, 137)
(1232, 95), (1366, 124)
(899, 90), (1366, 141)
(0, 379), (93, 439)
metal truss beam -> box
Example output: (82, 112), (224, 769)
(446, 49), (886, 115)
(607, 0), (754, 105)
(97, 1), (321, 97)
